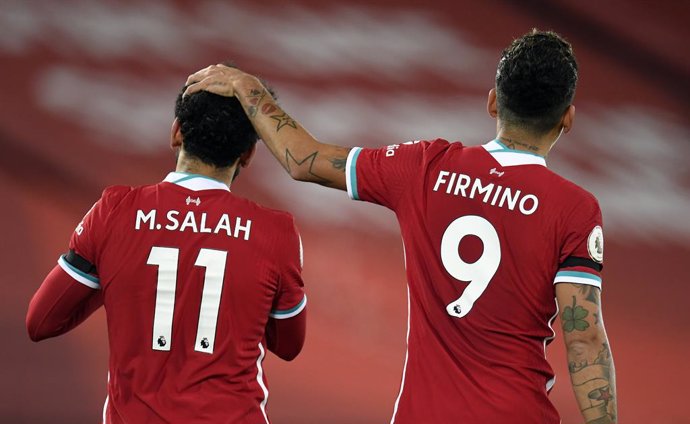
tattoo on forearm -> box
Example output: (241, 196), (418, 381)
(562, 296), (590, 332)
(261, 103), (278, 115)
(330, 157), (346, 172)
(245, 88), (267, 117)
(285, 149), (329, 183)
(271, 112), (298, 131)
(569, 342), (616, 423)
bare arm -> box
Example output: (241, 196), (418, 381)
(184, 65), (350, 190)
(555, 283), (617, 424)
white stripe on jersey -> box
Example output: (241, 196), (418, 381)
(102, 372), (110, 424)
(256, 343), (270, 424)
(58, 255), (101, 289)
(544, 299), (559, 392)
(390, 284), (411, 424)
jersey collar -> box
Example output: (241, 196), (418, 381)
(163, 172), (230, 192)
(482, 139), (547, 167)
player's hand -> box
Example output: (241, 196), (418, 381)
(183, 64), (261, 99)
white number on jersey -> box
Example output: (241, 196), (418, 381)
(147, 246), (227, 354)
(440, 215), (501, 318)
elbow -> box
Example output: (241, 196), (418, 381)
(277, 344), (304, 362)
(564, 331), (607, 357)
(286, 167), (310, 183)
(26, 315), (47, 342)
(26, 308), (61, 342)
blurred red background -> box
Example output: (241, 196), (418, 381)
(2, 0), (689, 423)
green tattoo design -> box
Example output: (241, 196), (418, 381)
(271, 113), (298, 131)
(562, 296), (590, 332)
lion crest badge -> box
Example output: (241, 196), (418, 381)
(587, 225), (604, 263)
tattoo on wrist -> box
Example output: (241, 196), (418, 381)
(245, 89), (267, 118)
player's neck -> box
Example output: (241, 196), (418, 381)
(495, 128), (557, 158)
(175, 154), (236, 188)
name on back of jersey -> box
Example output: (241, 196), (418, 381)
(433, 170), (538, 216)
(135, 209), (252, 240)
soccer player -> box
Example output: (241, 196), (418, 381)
(26, 82), (307, 423)
(184, 29), (617, 424)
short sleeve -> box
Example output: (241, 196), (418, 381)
(270, 217), (306, 319)
(57, 186), (131, 289)
(346, 139), (448, 210)
(554, 195), (604, 289)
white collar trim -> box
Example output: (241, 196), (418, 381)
(482, 140), (547, 167)
(163, 172), (230, 192)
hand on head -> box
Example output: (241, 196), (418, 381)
(183, 64), (257, 98)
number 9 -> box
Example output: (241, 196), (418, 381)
(441, 215), (501, 318)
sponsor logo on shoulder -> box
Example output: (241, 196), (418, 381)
(489, 168), (504, 177)
(186, 196), (201, 206)
(385, 140), (421, 157)
(587, 225), (604, 263)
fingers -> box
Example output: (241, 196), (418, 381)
(185, 65), (216, 86)
(185, 64), (243, 87)
(183, 74), (235, 98)
(182, 65), (255, 98)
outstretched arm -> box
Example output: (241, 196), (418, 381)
(555, 283), (617, 424)
(184, 65), (350, 190)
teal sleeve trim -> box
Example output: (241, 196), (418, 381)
(555, 270), (602, 283)
(346, 147), (363, 200)
(269, 295), (307, 319)
(58, 255), (101, 289)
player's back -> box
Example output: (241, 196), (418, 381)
(346, 139), (603, 423)
(91, 173), (304, 424)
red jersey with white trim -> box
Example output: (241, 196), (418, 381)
(345, 139), (604, 424)
(58, 172), (306, 424)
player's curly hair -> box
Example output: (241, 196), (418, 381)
(174, 65), (274, 168)
(496, 29), (578, 135)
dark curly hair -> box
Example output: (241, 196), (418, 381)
(174, 68), (274, 168)
(496, 29), (578, 135)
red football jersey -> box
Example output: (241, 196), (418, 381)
(57, 172), (306, 424)
(345, 139), (604, 424)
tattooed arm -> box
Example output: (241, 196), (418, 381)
(183, 65), (351, 190)
(555, 283), (617, 424)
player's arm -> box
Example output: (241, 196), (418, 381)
(555, 282), (617, 424)
(265, 311), (307, 361)
(27, 263), (104, 342)
(184, 65), (350, 190)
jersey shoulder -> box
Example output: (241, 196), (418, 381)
(415, 138), (469, 165)
(544, 169), (600, 208)
(98, 185), (136, 215)
(237, 196), (297, 230)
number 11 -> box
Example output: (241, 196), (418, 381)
(147, 246), (227, 354)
